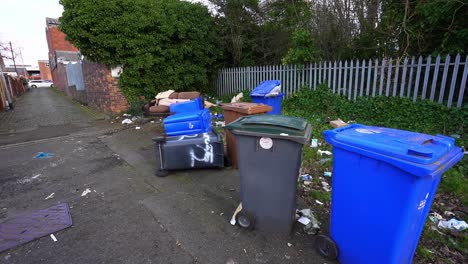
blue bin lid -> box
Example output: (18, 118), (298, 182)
(250, 80), (281, 97)
(324, 124), (464, 177)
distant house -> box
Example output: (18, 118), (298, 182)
(38, 60), (52, 80)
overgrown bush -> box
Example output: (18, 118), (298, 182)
(283, 85), (467, 205)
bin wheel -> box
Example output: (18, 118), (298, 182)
(236, 210), (255, 230)
(155, 169), (169, 177)
(316, 235), (338, 260)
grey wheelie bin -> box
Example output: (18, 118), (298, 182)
(226, 115), (311, 234)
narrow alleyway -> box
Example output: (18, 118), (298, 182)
(0, 87), (332, 264)
(0, 87), (102, 145)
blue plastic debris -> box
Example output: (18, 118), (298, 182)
(34, 152), (55, 159)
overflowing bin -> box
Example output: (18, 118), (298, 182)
(250, 80), (283, 115)
(226, 115), (311, 233)
(319, 124), (464, 263)
(221, 102), (272, 168)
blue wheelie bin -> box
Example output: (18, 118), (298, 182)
(318, 124), (464, 264)
(250, 80), (283, 115)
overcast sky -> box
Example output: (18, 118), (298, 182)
(0, 0), (211, 68)
(0, 0), (63, 67)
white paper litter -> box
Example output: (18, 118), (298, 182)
(298, 216), (311, 225)
(50, 234), (57, 242)
(81, 188), (91, 196)
(437, 218), (468, 231)
(44, 193), (55, 200)
(121, 119), (133, 125)
(315, 200), (324, 205)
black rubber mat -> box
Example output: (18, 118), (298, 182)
(0, 203), (72, 252)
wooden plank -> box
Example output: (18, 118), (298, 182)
(314, 63), (317, 90)
(360, 59), (365, 97)
(438, 55), (451, 104)
(400, 57), (408, 98)
(429, 56), (441, 101)
(385, 59), (392, 97)
(338, 61), (342, 95)
(447, 54), (461, 108)
(407, 57), (415, 98)
(301, 64), (305, 88)
(379, 58), (386, 96)
(392, 59), (400, 97)
(323, 62), (327, 85)
(343, 60), (348, 96)
(457, 55), (468, 108)
(366, 59), (372, 96)
(372, 59), (378, 97)
(348, 60), (354, 99)
(293, 64), (297, 94)
(333, 61), (337, 93)
(318, 62), (322, 84)
(421, 56), (432, 99)
(354, 59), (359, 101)
(413, 56), (423, 101)
(309, 63), (313, 89)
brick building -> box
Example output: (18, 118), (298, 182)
(38, 60), (52, 80)
(45, 17), (129, 115)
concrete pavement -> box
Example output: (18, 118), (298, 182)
(0, 87), (334, 263)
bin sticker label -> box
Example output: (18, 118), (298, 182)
(188, 122), (194, 129)
(259, 137), (273, 149)
(418, 193), (429, 210)
(355, 128), (382, 134)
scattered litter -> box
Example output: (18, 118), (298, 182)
(44, 193), (55, 200)
(131, 116), (138, 121)
(34, 152), (55, 159)
(217, 114), (224, 119)
(211, 211), (215, 214)
(318, 158), (331, 165)
(220, 212), (224, 216)
(121, 119), (133, 125)
(50, 234), (57, 242)
(318, 150), (332, 156)
(450, 134), (460, 139)
(310, 139), (318, 148)
(150, 121), (155, 124)
(303, 181), (312, 186)
(176, 240), (182, 247)
(215, 121), (225, 127)
(298, 217), (311, 225)
(315, 200), (324, 205)
(287, 243), (292, 247)
(301, 174), (312, 181)
(330, 119), (348, 128)
(285, 255), (290, 260)
(437, 218), (468, 231)
(123, 113), (131, 117)
(135, 126), (141, 130)
(243, 249), (247, 254)
(81, 188), (91, 197)
(443, 211), (455, 218)
(297, 208), (321, 235)
(321, 181), (331, 192)
(231, 92), (243, 103)
(230, 203), (243, 226)
(431, 212), (444, 221)
(324, 171), (332, 177)
(280, 133), (289, 136)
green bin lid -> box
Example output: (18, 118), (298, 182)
(225, 115), (311, 144)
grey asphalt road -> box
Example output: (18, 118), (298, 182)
(0, 87), (334, 263)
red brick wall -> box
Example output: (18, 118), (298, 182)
(83, 60), (129, 114)
(51, 63), (68, 92)
(38, 61), (52, 80)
